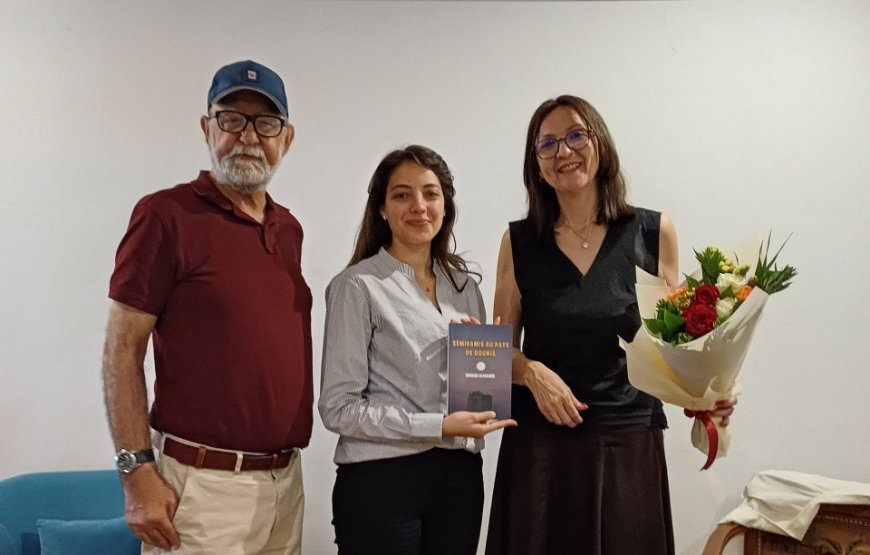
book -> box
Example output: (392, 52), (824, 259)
(447, 323), (512, 418)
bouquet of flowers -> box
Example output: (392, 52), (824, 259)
(620, 234), (796, 469)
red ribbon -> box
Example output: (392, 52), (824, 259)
(684, 409), (718, 471)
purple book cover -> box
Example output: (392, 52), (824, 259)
(447, 323), (512, 418)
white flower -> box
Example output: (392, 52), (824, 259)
(715, 297), (737, 319)
(716, 272), (748, 294)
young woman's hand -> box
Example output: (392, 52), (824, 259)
(449, 316), (503, 325)
(442, 411), (517, 438)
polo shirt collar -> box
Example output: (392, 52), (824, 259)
(191, 170), (281, 221)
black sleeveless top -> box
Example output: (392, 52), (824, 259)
(510, 208), (667, 429)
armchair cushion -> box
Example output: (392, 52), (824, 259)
(36, 518), (139, 555)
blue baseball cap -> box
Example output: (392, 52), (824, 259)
(207, 60), (288, 116)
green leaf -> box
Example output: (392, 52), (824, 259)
(673, 332), (695, 345)
(754, 231), (798, 294)
(644, 308), (685, 342)
(644, 318), (666, 336)
(694, 247), (727, 284)
(663, 309), (685, 333)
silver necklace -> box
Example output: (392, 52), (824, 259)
(561, 220), (595, 249)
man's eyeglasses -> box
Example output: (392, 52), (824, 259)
(208, 110), (288, 138)
(534, 129), (594, 159)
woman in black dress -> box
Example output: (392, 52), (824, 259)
(485, 95), (736, 555)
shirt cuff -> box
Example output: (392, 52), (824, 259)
(409, 413), (444, 440)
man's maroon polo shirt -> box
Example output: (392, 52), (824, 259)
(109, 171), (313, 452)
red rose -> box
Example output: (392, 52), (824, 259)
(682, 303), (718, 337)
(692, 284), (720, 306)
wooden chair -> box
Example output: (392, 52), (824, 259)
(703, 503), (870, 555)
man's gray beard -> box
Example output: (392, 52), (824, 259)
(209, 143), (279, 194)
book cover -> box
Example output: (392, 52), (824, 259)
(447, 323), (512, 418)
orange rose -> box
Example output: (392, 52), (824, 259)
(736, 285), (753, 301)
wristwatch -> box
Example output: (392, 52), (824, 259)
(114, 448), (156, 474)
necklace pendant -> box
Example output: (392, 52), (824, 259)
(582, 240), (590, 249)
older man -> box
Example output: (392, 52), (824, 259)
(102, 60), (312, 554)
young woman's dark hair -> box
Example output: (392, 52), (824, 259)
(349, 144), (478, 290)
(523, 95), (634, 239)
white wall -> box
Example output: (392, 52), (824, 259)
(1, 1), (868, 553)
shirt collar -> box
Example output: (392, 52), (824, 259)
(190, 170), (282, 221)
(375, 247), (455, 284)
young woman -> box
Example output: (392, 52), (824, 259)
(319, 145), (516, 555)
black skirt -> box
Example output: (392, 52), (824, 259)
(485, 426), (674, 555)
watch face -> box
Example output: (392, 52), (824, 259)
(115, 450), (138, 474)
(115, 449), (155, 474)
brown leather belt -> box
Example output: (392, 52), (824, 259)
(162, 437), (294, 472)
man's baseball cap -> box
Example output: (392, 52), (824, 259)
(207, 60), (288, 116)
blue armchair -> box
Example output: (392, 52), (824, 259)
(0, 470), (139, 555)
